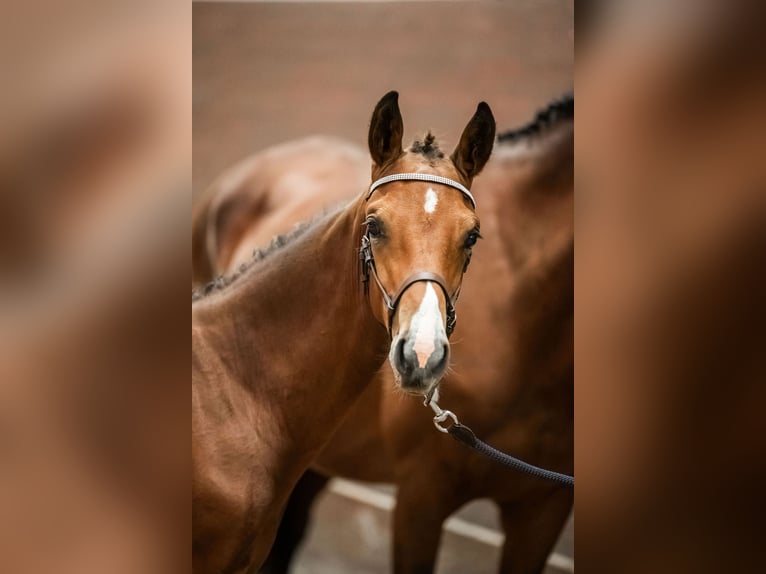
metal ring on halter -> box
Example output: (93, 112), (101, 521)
(366, 173), (476, 209)
(433, 410), (459, 433)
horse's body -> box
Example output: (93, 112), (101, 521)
(192, 136), (369, 287)
(192, 96), (573, 573)
(192, 92), (496, 573)
(192, 203), (387, 572)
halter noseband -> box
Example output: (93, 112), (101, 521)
(360, 173), (476, 338)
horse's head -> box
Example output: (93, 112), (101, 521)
(362, 91), (495, 395)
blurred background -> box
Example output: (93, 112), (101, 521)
(193, 1), (573, 198)
(193, 1), (573, 573)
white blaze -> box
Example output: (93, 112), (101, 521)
(410, 283), (444, 368)
(424, 188), (438, 213)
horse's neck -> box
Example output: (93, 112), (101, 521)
(502, 125), (573, 385)
(494, 121), (573, 178)
(517, 241), (572, 335)
(197, 199), (388, 461)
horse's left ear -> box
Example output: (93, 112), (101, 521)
(451, 102), (496, 183)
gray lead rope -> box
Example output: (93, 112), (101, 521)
(426, 395), (574, 488)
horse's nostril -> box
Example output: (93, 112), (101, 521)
(429, 343), (449, 375)
(394, 338), (408, 372)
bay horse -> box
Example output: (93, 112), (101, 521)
(192, 95), (573, 573)
(193, 95), (573, 572)
(191, 91), (496, 573)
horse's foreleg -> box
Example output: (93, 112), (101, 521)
(497, 488), (572, 574)
(392, 477), (464, 574)
(259, 469), (329, 574)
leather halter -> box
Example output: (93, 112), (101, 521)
(360, 173), (476, 338)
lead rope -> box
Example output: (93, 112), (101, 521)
(424, 392), (574, 488)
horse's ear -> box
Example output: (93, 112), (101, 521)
(451, 102), (496, 183)
(368, 91), (404, 168)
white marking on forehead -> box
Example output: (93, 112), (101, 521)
(411, 283), (444, 368)
(424, 188), (438, 214)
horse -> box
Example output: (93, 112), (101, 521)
(192, 94), (573, 573)
(191, 91), (496, 574)
(192, 136), (369, 287)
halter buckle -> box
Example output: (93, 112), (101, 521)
(359, 235), (370, 286)
(446, 308), (457, 336)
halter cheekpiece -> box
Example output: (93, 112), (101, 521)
(361, 173), (477, 338)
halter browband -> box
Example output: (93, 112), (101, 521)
(366, 173), (476, 209)
(361, 172), (477, 338)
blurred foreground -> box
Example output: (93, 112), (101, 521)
(576, 2), (766, 572)
(0, 2), (189, 573)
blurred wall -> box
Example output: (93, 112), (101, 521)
(193, 0), (573, 197)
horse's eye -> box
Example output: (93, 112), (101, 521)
(366, 218), (383, 238)
(464, 230), (481, 248)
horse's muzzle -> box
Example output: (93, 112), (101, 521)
(391, 335), (450, 394)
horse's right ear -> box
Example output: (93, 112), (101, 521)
(451, 102), (496, 183)
(368, 91), (404, 168)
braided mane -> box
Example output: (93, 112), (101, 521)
(497, 94), (573, 144)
